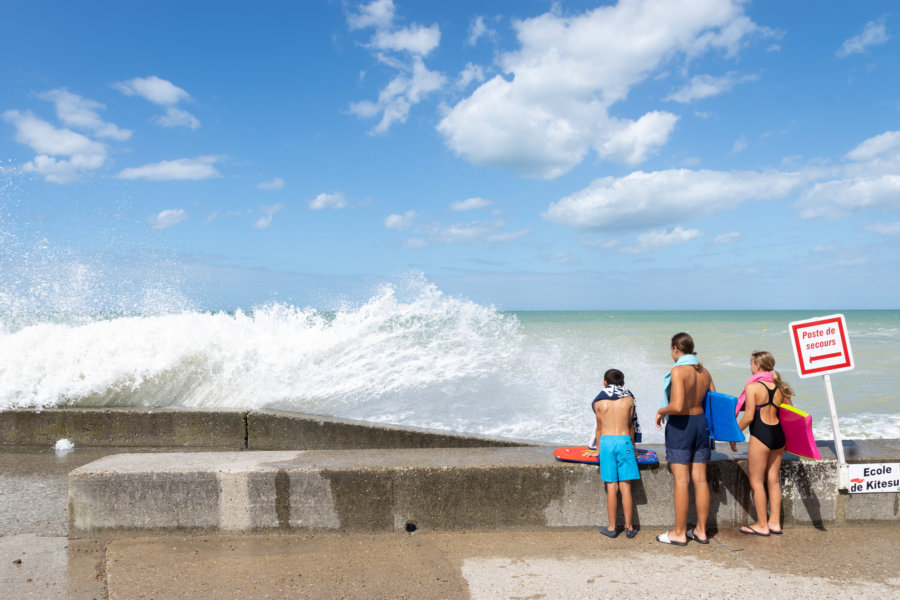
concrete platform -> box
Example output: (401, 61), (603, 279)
(68, 443), (900, 538)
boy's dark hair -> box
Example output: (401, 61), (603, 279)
(603, 368), (625, 386)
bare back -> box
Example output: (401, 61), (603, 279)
(669, 365), (714, 416)
(594, 396), (635, 437)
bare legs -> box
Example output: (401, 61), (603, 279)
(745, 437), (784, 534)
(605, 481), (634, 532)
(691, 462), (709, 540)
(667, 462), (709, 543)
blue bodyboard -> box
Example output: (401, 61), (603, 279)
(704, 391), (745, 443)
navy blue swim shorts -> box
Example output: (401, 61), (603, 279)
(665, 413), (710, 464)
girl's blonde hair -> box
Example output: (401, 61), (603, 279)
(751, 350), (795, 398)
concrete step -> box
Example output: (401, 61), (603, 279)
(65, 445), (895, 539)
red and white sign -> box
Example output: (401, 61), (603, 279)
(789, 314), (854, 378)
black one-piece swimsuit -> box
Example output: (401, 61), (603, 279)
(748, 383), (785, 450)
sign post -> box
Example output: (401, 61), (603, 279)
(789, 314), (854, 489)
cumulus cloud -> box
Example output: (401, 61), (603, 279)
(456, 63), (485, 89)
(544, 168), (806, 231)
(156, 107), (200, 130)
(467, 16), (493, 46)
(257, 177), (285, 191)
(113, 75), (200, 129)
(795, 130), (900, 218)
(309, 192), (347, 210)
(116, 156), (221, 181)
(665, 72), (759, 103)
(384, 210), (418, 230)
(797, 175), (900, 219)
(714, 231), (741, 244)
(621, 226), (702, 253)
(347, 1), (445, 134)
(148, 208), (187, 229)
(2, 109), (107, 183)
(38, 89), (131, 141)
(864, 221), (900, 235)
(597, 111), (680, 165)
(347, 0), (394, 30)
(438, 0), (764, 178)
(253, 204), (283, 230)
(450, 197), (493, 212)
(836, 18), (889, 58)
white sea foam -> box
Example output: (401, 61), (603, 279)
(1, 270), (898, 444)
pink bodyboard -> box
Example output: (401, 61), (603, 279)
(779, 404), (821, 460)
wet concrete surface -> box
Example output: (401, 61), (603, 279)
(3, 447), (900, 599)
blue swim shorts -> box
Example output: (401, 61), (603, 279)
(599, 435), (640, 482)
(665, 413), (711, 464)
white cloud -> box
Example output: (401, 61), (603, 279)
(665, 72), (758, 103)
(597, 111), (679, 165)
(148, 208), (187, 229)
(433, 220), (530, 244)
(156, 107), (200, 130)
(38, 89), (131, 141)
(864, 221), (900, 235)
(730, 135), (748, 155)
(384, 210), (418, 230)
(349, 57), (445, 134)
(456, 63), (485, 89)
(450, 197), (493, 212)
(437, 0), (763, 178)
(114, 75), (200, 129)
(467, 16), (492, 46)
(544, 252), (581, 265)
(347, 0), (394, 30)
(797, 175), (900, 219)
(203, 211), (218, 225)
(2, 109), (107, 183)
(372, 24), (440, 56)
(836, 19), (889, 58)
(544, 168), (806, 231)
(795, 130), (900, 219)
(257, 177), (285, 191)
(309, 192), (347, 210)
(347, 1), (444, 134)
(621, 226), (703, 253)
(116, 156), (221, 181)
(845, 130), (900, 162)
(714, 231), (741, 244)
(253, 204), (283, 230)
(114, 75), (190, 105)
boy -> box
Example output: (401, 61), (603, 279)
(585, 368), (640, 539)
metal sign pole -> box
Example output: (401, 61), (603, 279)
(823, 373), (849, 489)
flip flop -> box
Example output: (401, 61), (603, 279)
(686, 527), (709, 544)
(656, 530), (687, 546)
(625, 528), (638, 539)
(600, 527), (618, 538)
(768, 527), (783, 535)
(740, 526), (771, 537)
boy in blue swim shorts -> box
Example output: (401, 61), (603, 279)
(585, 369), (640, 539)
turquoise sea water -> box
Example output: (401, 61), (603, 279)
(1, 281), (897, 444)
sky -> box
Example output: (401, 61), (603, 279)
(1, 0), (899, 312)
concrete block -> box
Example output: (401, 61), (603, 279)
(845, 490), (900, 522)
(0, 408), (247, 448)
(247, 409), (531, 450)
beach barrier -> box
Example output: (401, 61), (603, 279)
(3, 409), (896, 538)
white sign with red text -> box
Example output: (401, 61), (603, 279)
(789, 314), (854, 378)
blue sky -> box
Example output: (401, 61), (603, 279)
(1, 0), (898, 311)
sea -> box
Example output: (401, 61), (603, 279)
(0, 278), (898, 445)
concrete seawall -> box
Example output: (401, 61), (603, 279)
(0, 408), (530, 449)
(4, 409), (897, 538)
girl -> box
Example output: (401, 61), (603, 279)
(732, 350), (795, 536)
